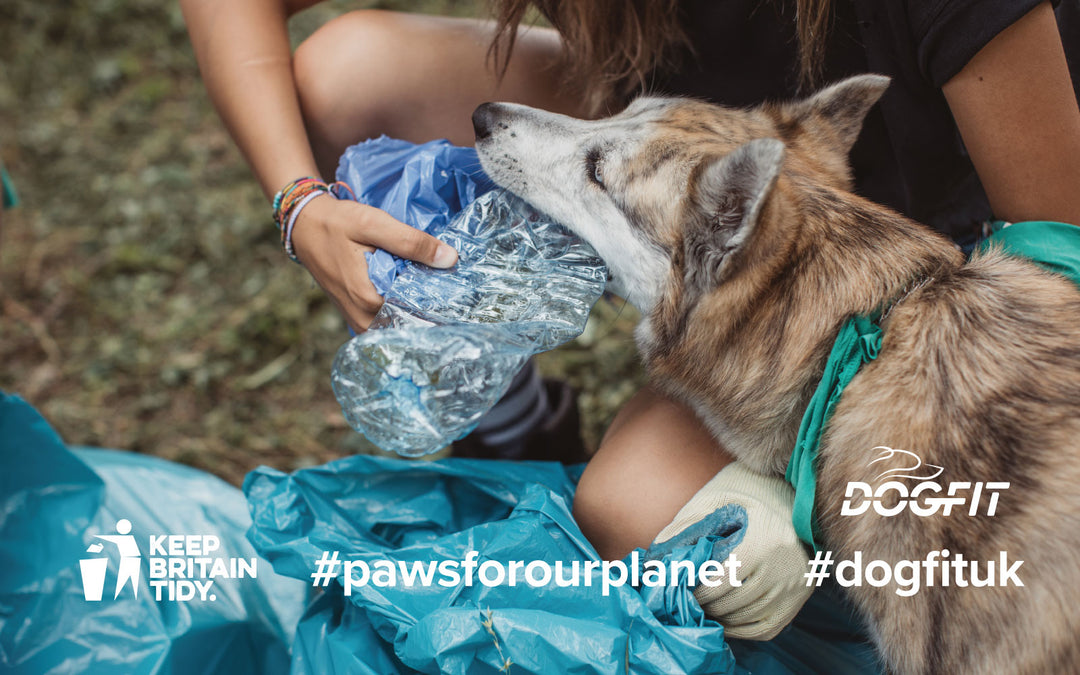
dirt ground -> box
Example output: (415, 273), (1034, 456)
(0, 0), (644, 485)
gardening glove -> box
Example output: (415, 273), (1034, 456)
(652, 461), (811, 640)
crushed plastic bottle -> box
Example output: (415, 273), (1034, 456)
(331, 189), (607, 457)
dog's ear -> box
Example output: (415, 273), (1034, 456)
(684, 137), (785, 290)
(784, 74), (890, 154)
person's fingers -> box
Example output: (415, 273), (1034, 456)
(323, 244), (384, 332)
(350, 204), (458, 268)
(286, 195), (458, 331)
(329, 293), (375, 334)
(287, 198), (386, 331)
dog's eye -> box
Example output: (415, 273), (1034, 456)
(586, 149), (605, 188)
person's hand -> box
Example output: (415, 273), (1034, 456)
(651, 461), (812, 641)
(290, 194), (458, 331)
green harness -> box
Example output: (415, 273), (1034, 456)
(785, 221), (1080, 551)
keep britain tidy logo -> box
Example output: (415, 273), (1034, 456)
(79, 518), (259, 602)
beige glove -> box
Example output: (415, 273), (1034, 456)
(653, 461), (812, 640)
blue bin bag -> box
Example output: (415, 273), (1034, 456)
(336, 135), (495, 296)
(245, 455), (880, 674)
(0, 392), (308, 674)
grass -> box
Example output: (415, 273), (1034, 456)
(0, 0), (643, 485)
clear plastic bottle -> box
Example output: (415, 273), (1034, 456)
(331, 190), (607, 456)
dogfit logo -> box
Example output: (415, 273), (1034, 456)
(78, 518), (259, 602)
(841, 447), (1010, 517)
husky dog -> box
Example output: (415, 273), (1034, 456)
(474, 76), (1080, 674)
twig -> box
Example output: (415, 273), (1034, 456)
(481, 608), (513, 673)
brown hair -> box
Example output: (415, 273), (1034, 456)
(490, 0), (833, 114)
(795, 0), (832, 87)
(489, 0), (686, 115)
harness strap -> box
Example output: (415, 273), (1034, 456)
(978, 220), (1080, 287)
(786, 315), (882, 552)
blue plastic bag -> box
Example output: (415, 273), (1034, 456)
(0, 396), (879, 674)
(245, 454), (880, 674)
(0, 392), (307, 675)
(336, 136), (494, 296)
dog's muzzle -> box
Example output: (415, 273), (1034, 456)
(472, 102), (499, 141)
(473, 99), (509, 140)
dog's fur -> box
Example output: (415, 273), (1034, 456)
(474, 76), (1080, 674)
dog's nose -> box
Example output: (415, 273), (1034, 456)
(472, 102), (498, 141)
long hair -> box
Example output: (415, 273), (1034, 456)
(795, 0), (832, 87)
(489, 0), (686, 115)
(489, 0), (832, 114)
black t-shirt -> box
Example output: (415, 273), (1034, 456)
(647, 0), (1079, 242)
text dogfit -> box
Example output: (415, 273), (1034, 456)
(841, 446), (1010, 517)
(840, 480), (1010, 517)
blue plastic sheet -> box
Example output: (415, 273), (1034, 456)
(0, 392), (307, 674)
(0, 396), (879, 674)
(246, 454), (880, 674)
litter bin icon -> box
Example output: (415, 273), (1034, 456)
(80, 543), (107, 602)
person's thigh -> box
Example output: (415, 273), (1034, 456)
(573, 387), (734, 561)
(293, 10), (580, 175)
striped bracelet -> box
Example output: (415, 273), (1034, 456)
(272, 177), (356, 263)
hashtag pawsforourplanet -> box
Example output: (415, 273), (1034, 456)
(804, 549), (1023, 596)
(311, 549), (746, 597)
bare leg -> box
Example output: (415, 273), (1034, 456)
(573, 387), (734, 560)
(292, 10), (582, 176)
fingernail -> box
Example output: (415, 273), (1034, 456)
(432, 243), (458, 268)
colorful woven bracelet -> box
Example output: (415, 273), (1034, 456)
(271, 177), (357, 263)
(328, 181), (355, 200)
(272, 177), (321, 228)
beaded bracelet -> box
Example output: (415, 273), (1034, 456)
(271, 177), (356, 263)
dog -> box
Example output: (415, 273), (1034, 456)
(474, 75), (1080, 674)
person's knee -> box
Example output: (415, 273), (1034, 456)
(573, 388), (734, 560)
(573, 456), (635, 561)
(293, 10), (405, 151)
(572, 428), (699, 561)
